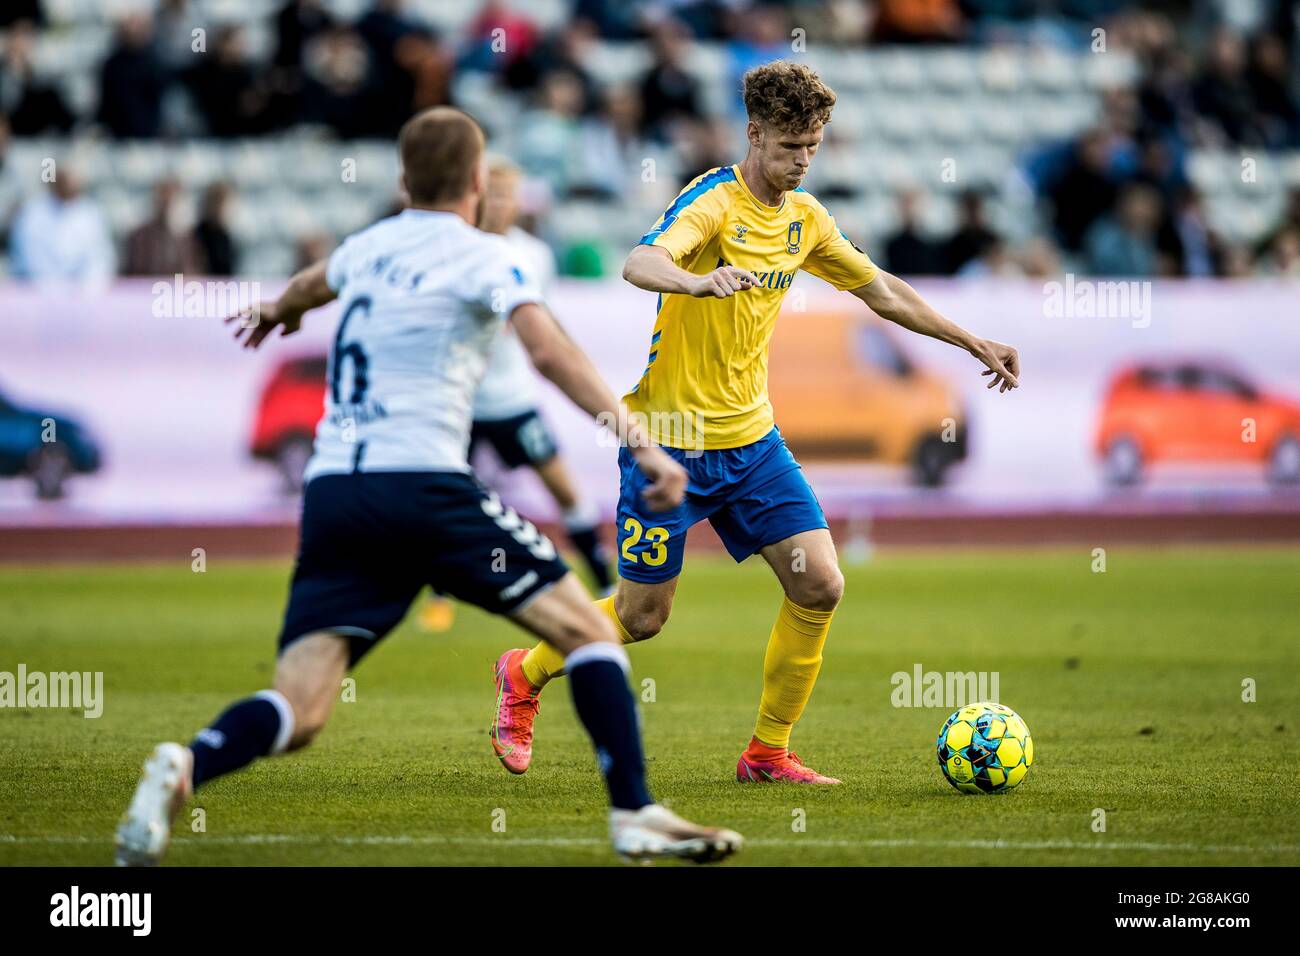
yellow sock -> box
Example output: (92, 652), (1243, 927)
(519, 595), (636, 689)
(753, 598), (834, 750)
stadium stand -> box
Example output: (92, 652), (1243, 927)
(0, 0), (1297, 280)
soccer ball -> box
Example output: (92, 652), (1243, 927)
(936, 701), (1033, 794)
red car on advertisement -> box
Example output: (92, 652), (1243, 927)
(1095, 360), (1300, 486)
(250, 355), (327, 491)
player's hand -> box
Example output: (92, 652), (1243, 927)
(631, 446), (688, 511)
(691, 266), (758, 299)
(972, 339), (1020, 393)
(225, 300), (304, 349)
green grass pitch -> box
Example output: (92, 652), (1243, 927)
(1, 547), (1297, 866)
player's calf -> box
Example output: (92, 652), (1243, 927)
(116, 634), (347, 866)
(511, 575), (742, 861)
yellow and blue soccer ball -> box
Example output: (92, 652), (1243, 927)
(936, 701), (1033, 794)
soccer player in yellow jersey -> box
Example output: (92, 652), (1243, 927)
(490, 61), (1020, 782)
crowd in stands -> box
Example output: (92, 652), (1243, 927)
(0, 0), (1297, 281)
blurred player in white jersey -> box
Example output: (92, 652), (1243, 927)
(115, 107), (742, 866)
(419, 159), (612, 631)
(473, 157), (613, 594)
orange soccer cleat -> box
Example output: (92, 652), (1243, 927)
(490, 649), (541, 774)
(736, 737), (841, 785)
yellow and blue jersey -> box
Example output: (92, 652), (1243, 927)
(628, 164), (878, 450)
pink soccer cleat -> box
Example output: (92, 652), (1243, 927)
(736, 738), (841, 785)
(490, 649), (541, 774)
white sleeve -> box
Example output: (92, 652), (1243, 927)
(325, 237), (352, 293)
(476, 246), (545, 319)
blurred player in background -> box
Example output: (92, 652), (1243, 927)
(474, 157), (614, 594)
(419, 156), (614, 631)
(116, 107), (742, 865)
(491, 62), (1020, 783)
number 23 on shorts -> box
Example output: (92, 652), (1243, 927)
(621, 518), (669, 566)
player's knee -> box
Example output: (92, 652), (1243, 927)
(618, 602), (670, 642)
(789, 566), (844, 612)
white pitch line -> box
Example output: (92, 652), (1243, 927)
(2, 834), (1297, 854)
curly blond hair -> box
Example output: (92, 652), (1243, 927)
(742, 61), (836, 132)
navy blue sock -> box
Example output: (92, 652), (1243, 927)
(567, 524), (614, 592)
(566, 646), (653, 811)
(189, 693), (290, 789)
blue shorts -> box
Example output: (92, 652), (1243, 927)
(616, 426), (828, 583)
(279, 472), (568, 666)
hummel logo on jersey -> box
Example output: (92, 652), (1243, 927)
(481, 492), (557, 561)
(733, 224), (749, 244)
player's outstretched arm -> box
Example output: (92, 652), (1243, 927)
(510, 301), (686, 510)
(623, 244), (759, 299)
(226, 258), (336, 349)
(851, 270), (1020, 393)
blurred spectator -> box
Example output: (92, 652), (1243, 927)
(1191, 28), (1258, 146)
(516, 70), (586, 197)
(0, 2), (42, 29)
(0, 21), (75, 135)
(0, 114), (21, 244)
(639, 19), (703, 142)
(9, 169), (116, 282)
(673, 116), (734, 185)
(156, 0), (201, 72)
(98, 13), (166, 139)
(725, 5), (789, 117)
(1261, 227), (1300, 277)
(274, 0), (334, 69)
(1266, 188), (1300, 248)
(573, 0), (645, 40)
(1133, 16), (1196, 144)
(185, 26), (268, 137)
(462, 0), (540, 73)
(505, 22), (603, 116)
(576, 86), (652, 199)
(1018, 236), (1063, 278)
(958, 238), (1020, 277)
(123, 178), (199, 276)
(1047, 129), (1120, 252)
(1083, 184), (1163, 277)
(301, 27), (378, 138)
(943, 190), (998, 274)
(872, 0), (964, 43)
(355, 0), (429, 136)
(1246, 33), (1300, 148)
(884, 190), (942, 275)
(394, 29), (454, 118)
(192, 182), (237, 276)
(1165, 188), (1219, 277)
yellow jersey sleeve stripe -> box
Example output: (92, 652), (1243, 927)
(639, 166), (737, 244)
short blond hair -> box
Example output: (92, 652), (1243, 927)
(399, 107), (486, 205)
